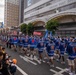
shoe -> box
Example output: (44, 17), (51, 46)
(47, 62), (50, 64)
(42, 60), (45, 63)
(30, 58), (33, 60)
(30, 56), (34, 60)
(65, 68), (71, 73)
(38, 61), (41, 64)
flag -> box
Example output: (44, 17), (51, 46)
(44, 30), (48, 38)
(50, 31), (52, 38)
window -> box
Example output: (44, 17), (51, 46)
(59, 3), (76, 12)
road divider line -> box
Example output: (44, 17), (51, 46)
(16, 65), (28, 75)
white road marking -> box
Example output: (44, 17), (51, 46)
(54, 69), (67, 75)
(25, 56), (33, 60)
(24, 57), (37, 65)
(32, 56), (41, 64)
(50, 69), (58, 73)
(56, 66), (63, 70)
(50, 67), (67, 75)
(16, 65), (28, 75)
(20, 55), (29, 62)
(50, 69), (63, 75)
(25, 56), (41, 64)
(20, 55), (37, 65)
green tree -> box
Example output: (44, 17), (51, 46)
(20, 23), (27, 34)
(45, 19), (59, 34)
(27, 23), (34, 35)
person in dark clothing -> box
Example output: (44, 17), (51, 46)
(1, 59), (10, 75)
(6, 36), (9, 48)
(0, 51), (10, 75)
(0, 52), (3, 75)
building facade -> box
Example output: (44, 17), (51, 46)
(24, 0), (76, 36)
(4, 0), (19, 27)
(19, 0), (24, 24)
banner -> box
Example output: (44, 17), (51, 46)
(33, 32), (42, 36)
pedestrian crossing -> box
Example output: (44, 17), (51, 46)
(20, 55), (69, 75)
(24, 55), (41, 64)
(20, 55), (37, 65)
(50, 67), (67, 75)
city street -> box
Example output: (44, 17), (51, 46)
(6, 48), (69, 75)
(0, 0), (76, 75)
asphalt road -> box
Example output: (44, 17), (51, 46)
(6, 48), (69, 75)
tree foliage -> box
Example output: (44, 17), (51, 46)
(27, 23), (34, 35)
(20, 23), (27, 34)
(45, 19), (59, 34)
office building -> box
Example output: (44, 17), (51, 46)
(24, 0), (76, 36)
(4, 0), (19, 27)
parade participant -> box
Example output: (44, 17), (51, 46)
(13, 36), (18, 52)
(66, 39), (75, 75)
(18, 37), (24, 53)
(29, 36), (37, 60)
(58, 39), (65, 64)
(29, 36), (37, 52)
(46, 40), (55, 67)
(2, 35), (6, 47)
(44, 37), (51, 60)
(54, 38), (61, 61)
(8, 36), (14, 49)
(72, 39), (76, 71)
(37, 39), (45, 62)
(23, 37), (29, 55)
